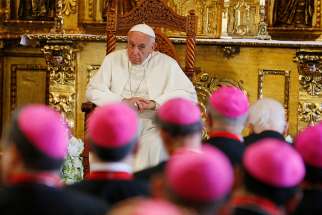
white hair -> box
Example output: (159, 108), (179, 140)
(247, 97), (286, 134)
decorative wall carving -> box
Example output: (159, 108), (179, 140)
(295, 50), (322, 129)
(62, 0), (77, 16)
(227, 0), (260, 37)
(258, 69), (290, 120)
(41, 44), (77, 130)
(51, 0), (65, 34)
(166, 0), (223, 37)
(298, 102), (322, 126)
(49, 91), (76, 128)
(299, 75), (322, 96)
(79, 0), (222, 37)
(41, 45), (75, 86)
(193, 72), (246, 139)
(294, 51), (322, 96)
(256, 4), (271, 40)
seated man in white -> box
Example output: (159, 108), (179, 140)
(86, 23), (197, 171)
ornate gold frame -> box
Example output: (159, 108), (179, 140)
(258, 69), (290, 120)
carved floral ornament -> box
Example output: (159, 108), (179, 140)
(193, 72), (246, 139)
(41, 45), (76, 86)
(62, 0), (77, 16)
(294, 51), (322, 96)
(49, 92), (76, 128)
(298, 102), (322, 126)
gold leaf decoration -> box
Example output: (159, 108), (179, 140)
(62, 0), (77, 16)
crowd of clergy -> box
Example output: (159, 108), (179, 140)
(0, 85), (321, 215)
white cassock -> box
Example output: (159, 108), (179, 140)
(86, 49), (197, 171)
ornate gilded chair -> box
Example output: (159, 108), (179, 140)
(81, 0), (198, 174)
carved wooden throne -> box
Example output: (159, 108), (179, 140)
(81, 0), (198, 174)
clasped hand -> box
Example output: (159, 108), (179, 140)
(122, 97), (156, 112)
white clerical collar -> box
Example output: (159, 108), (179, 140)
(90, 162), (133, 173)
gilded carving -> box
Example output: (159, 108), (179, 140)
(87, 65), (100, 84)
(294, 51), (322, 96)
(62, 0), (77, 16)
(298, 102), (322, 126)
(49, 91), (76, 128)
(256, 4), (271, 40)
(41, 45), (76, 86)
(299, 75), (322, 96)
(166, 0), (222, 37)
(50, 0), (65, 33)
(258, 69), (290, 120)
(227, 0), (260, 37)
(193, 72), (246, 139)
(41, 44), (77, 129)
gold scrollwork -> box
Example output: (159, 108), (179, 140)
(51, 0), (65, 34)
(298, 102), (322, 126)
(26, 34), (106, 41)
(193, 72), (246, 139)
(41, 44), (77, 130)
(227, 0), (260, 37)
(41, 45), (76, 86)
(258, 69), (290, 120)
(62, 0), (77, 16)
(49, 92), (76, 128)
(299, 75), (322, 96)
(294, 51), (322, 96)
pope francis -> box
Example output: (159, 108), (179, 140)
(86, 23), (197, 171)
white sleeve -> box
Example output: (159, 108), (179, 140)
(85, 56), (123, 106)
(154, 62), (197, 105)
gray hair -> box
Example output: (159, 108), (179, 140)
(247, 97), (286, 134)
(207, 104), (248, 135)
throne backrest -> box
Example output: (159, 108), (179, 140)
(105, 0), (197, 78)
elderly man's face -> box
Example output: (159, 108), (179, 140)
(127, 31), (155, 65)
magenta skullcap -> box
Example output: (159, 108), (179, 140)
(17, 105), (68, 159)
(209, 86), (249, 118)
(244, 139), (305, 187)
(157, 98), (201, 125)
(88, 103), (138, 148)
(295, 123), (322, 168)
(166, 145), (234, 202)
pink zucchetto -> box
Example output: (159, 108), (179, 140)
(157, 98), (201, 125)
(209, 86), (249, 118)
(244, 139), (305, 188)
(88, 103), (139, 148)
(17, 104), (68, 159)
(166, 145), (234, 202)
(295, 123), (322, 168)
